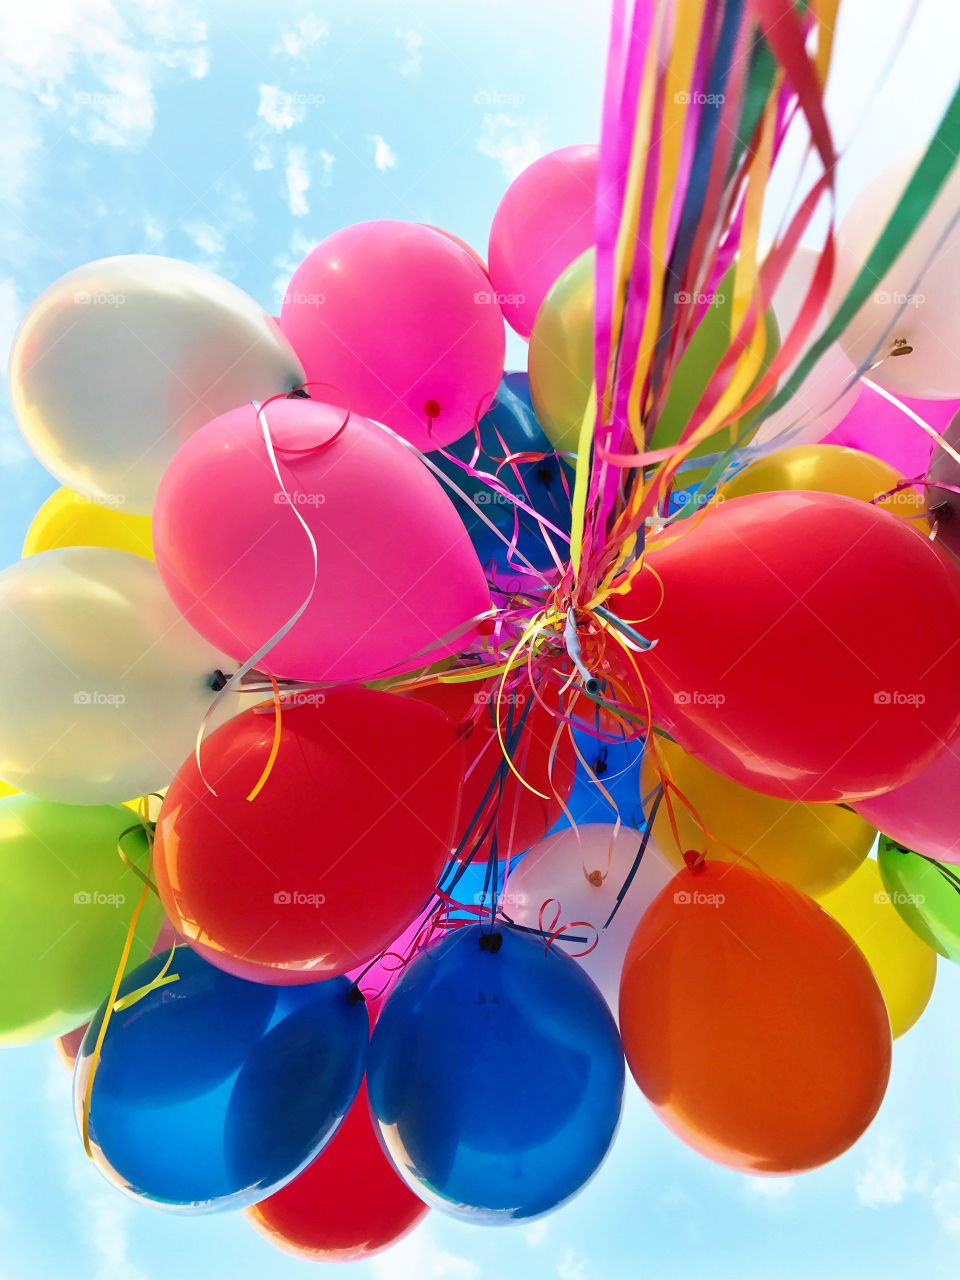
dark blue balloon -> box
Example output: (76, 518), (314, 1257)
(562, 723), (645, 831)
(75, 947), (367, 1212)
(367, 924), (624, 1223)
(433, 372), (571, 574)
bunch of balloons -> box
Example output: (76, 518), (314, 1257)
(2, 0), (960, 1266)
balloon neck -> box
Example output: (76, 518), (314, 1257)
(682, 849), (706, 873)
(424, 398), (442, 419)
(889, 338), (913, 358)
(347, 983), (367, 1006)
(478, 930), (503, 953)
(208, 669), (229, 692)
(585, 869), (604, 888)
(286, 386), (311, 399)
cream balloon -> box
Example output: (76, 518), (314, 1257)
(506, 823), (674, 1011)
(0, 548), (236, 804)
(754, 246), (860, 446)
(829, 155), (960, 398)
(9, 256), (305, 513)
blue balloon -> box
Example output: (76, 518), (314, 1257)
(75, 947), (367, 1212)
(562, 723), (645, 830)
(367, 924), (624, 1223)
(433, 372), (571, 574)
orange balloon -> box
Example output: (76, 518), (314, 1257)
(619, 861), (891, 1174)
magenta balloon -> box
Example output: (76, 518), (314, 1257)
(824, 385), (960, 483)
(154, 398), (491, 682)
(855, 740), (960, 864)
(279, 221), (505, 452)
(487, 144), (598, 338)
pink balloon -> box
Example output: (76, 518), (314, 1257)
(279, 221), (505, 452)
(154, 398), (491, 682)
(487, 144), (598, 338)
(424, 225), (489, 277)
(855, 740), (960, 864)
(824, 385), (960, 483)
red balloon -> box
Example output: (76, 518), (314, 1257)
(154, 689), (464, 983)
(617, 492), (960, 802)
(247, 1071), (427, 1261)
(406, 677), (576, 861)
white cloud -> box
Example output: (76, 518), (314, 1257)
(274, 16), (329, 60)
(369, 1221), (478, 1280)
(142, 215), (164, 246)
(253, 139), (274, 171)
(744, 1176), (797, 1201)
(285, 146), (310, 217)
(369, 134), (398, 172)
(557, 1248), (593, 1280)
(273, 229), (317, 312)
(317, 148), (335, 188)
(477, 112), (546, 179)
(856, 1144), (909, 1207)
(258, 84), (305, 132)
(182, 220), (226, 269)
(523, 1218), (550, 1246)
(396, 28), (424, 77)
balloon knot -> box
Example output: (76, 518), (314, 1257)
(346, 983), (367, 1006)
(585, 869), (604, 888)
(478, 930), (503, 953)
(424, 398), (442, 418)
(208, 669), (229, 692)
(890, 338), (913, 358)
(682, 849), (706, 873)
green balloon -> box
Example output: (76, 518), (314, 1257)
(877, 834), (960, 963)
(649, 266), (780, 460)
(0, 795), (163, 1044)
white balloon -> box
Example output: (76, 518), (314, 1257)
(0, 548), (238, 804)
(506, 823), (674, 1013)
(754, 246), (861, 446)
(9, 255), (305, 513)
(829, 154), (960, 398)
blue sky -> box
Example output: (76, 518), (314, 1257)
(1, 2), (960, 1278)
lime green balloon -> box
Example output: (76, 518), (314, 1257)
(0, 795), (163, 1044)
(528, 248), (595, 453)
(878, 834), (960, 963)
(528, 254), (779, 459)
(648, 267), (779, 459)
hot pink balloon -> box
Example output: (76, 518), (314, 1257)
(279, 221), (505, 452)
(487, 144), (598, 338)
(824, 385), (960, 484)
(855, 739), (960, 864)
(154, 398), (491, 683)
(424, 225), (489, 277)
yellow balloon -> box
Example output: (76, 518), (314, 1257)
(0, 781), (17, 799)
(641, 736), (874, 896)
(23, 487), (153, 559)
(719, 444), (927, 522)
(528, 248), (594, 453)
(819, 858), (937, 1038)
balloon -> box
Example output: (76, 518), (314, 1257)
(0, 548), (235, 804)
(854, 738), (960, 864)
(640, 737), (873, 896)
(154, 689), (465, 983)
(507, 824), (674, 1008)
(76, 947), (367, 1210)
(0, 796), (162, 1044)
(404, 676), (576, 861)
(247, 1074), (427, 1261)
(719, 444), (926, 523)
(830, 154), (960, 398)
(878, 835), (960, 963)
(824, 385), (959, 481)
(9, 255), (304, 513)
(618, 492), (960, 802)
(619, 860), (892, 1173)
(925, 407), (960, 558)
(279, 221), (504, 450)
(154, 398), (490, 683)
(564, 723), (645, 829)
(529, 256), (777, 457)
(367, 924), (624, 1222)
(23, 487), (153, 559)
(528, 248), (594, 452)
(487, 144), (598, 338)
(431, 371), (572, 574)
(819, 859), (936, 1038)
(753, 246), (860, 445)
(424, 225), (488, 276)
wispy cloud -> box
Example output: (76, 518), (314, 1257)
(257, 84), (304, 132)
(477, 112), (545, 179)
(857, 1144), (909, 1208)
(274, 16), (329, 60)
(285, 146), (310, 216)
(369, 134), (398, 172)
(181, 220), (227, 269)
(369, 1222), (478, 1280)
(396, 28), (424, 77)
